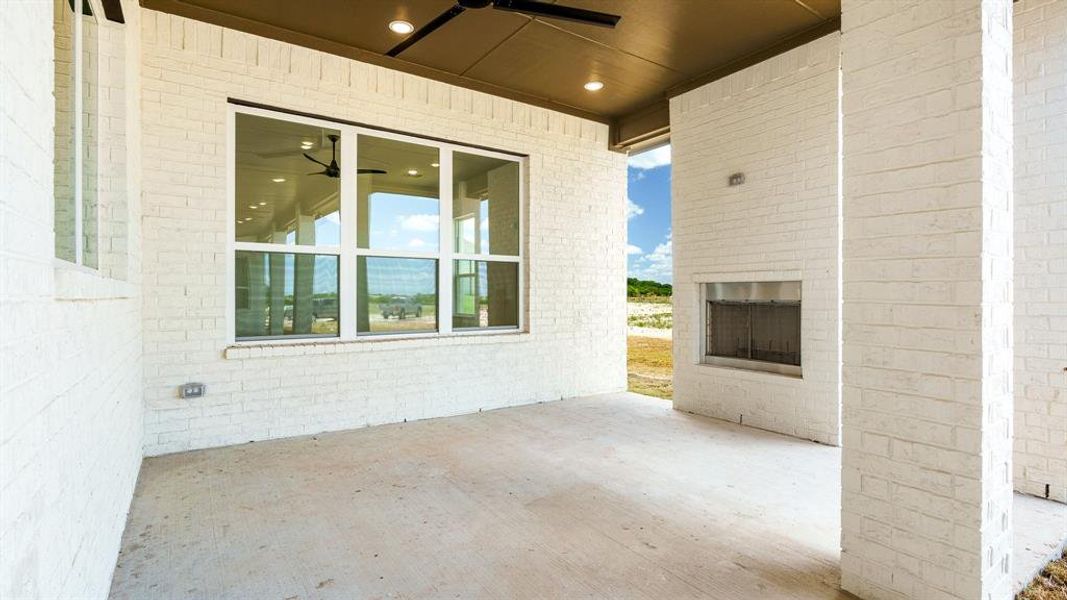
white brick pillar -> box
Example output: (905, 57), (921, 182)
(1013, 0), (1067, 504)
(840, 1), (1014, 599)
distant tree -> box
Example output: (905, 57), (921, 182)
(627, 277), (672, 298)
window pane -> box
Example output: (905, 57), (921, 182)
(452, 260), (519, 329)
(235, 113), (341, 246)
(81, 9), (99, 268)
(453, 152), (519, 256)
(357, 257), (437, 334)
(235, 251), (339, 339)
(54, 0), (76, 262)
(357, 135), (440, 252)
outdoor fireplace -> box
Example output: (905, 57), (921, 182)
(703, 281), (801, 376)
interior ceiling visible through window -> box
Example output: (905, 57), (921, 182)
(140, 0), (841, 150)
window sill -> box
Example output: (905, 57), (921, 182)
(224, 329), (528, 359)
(54, 260), (137, 301)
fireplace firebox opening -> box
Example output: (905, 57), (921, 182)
(702, 281), (801, 377)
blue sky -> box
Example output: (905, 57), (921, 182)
(626, 145), (672, 284)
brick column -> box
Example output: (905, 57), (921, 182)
(840, 1), (1014, 598)
(1013, 0), (1067, 504)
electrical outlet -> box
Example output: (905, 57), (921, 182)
(179, 382), (206, 398)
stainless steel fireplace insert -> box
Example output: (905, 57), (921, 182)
(703, 281), (801, 377)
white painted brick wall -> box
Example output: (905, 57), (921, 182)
(840, 1), (1014, 598)
(1013, 0), (1066, 504)
(669, 34), (842, 446)
(138, 10), (628, 456)
(0, 1), (144, 598)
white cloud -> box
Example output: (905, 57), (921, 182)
(628, 231), (672, 283)
(407, 238), (428, 249)
(627, 145), (671, 170)
(626, 197), (644, 220)
(626, 244), (643, 255)
(398, 213), (439, 232)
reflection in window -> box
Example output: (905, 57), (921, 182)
(232, 109), (524, 340)
(81, 6), (99, 268)
(454, 214), (476, 254)
(53, 0), (99, 267)
(453, 260), (519, 329)
(235, 113), (341, 246)
(453, 152), (519, 256)
(235, 251), (339, 339)
(358, 135), (440, 252)
(54, 0), (76, 262)
(357, 257), (437, 334)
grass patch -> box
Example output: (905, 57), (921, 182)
(627, 336), (672, 400)
(1019, 551), (1067, 600)
(628, 312), (673, 329)
(629, 295), (672, 304)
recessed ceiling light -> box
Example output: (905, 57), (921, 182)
(431, 162), (440, 168)
(300, 142), (313, 149)
(271, 178), (286, 183)
(389, 20), (414, 35)
(584, 80), (604, 92)
(406, 169), (420, 176)
(258, 201), (267, 206)
(248, 205), (257, 209)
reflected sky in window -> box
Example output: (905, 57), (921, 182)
(367, 192), (439, 251)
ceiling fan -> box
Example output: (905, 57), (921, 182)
(386, 0), (622, 57)
(305, 134), (387, 177)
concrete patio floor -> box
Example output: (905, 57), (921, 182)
(110, 393), (1065, 599)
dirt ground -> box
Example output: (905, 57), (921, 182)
(627, 335), (672, 400)
(1019, 552), (1067, 600)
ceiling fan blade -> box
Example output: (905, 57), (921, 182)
(386, 4), (466, 57)
(307, 170), (329, 176)
(492, 0), (620, 27)
(303, 153), (331, 168)
(357, 169), (387, 175)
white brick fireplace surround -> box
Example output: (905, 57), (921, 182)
(670, 33), (842, 447)
(138, 11), (628, 456)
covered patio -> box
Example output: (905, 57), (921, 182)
(110, 393), (1065, 599)
(3, 0), (1066, 598)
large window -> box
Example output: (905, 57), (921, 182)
(54, 0), (100, 267)
(230, 107), (523, 342)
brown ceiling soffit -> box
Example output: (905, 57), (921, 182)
(666, 17), (841, 98)
(139, 0), (610, 126)
(611, 102), (669, 152)
(612, 16), (840, 152)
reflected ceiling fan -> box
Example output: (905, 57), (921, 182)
(386, 0), (622, 57)
(305, 134), (387, 178)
